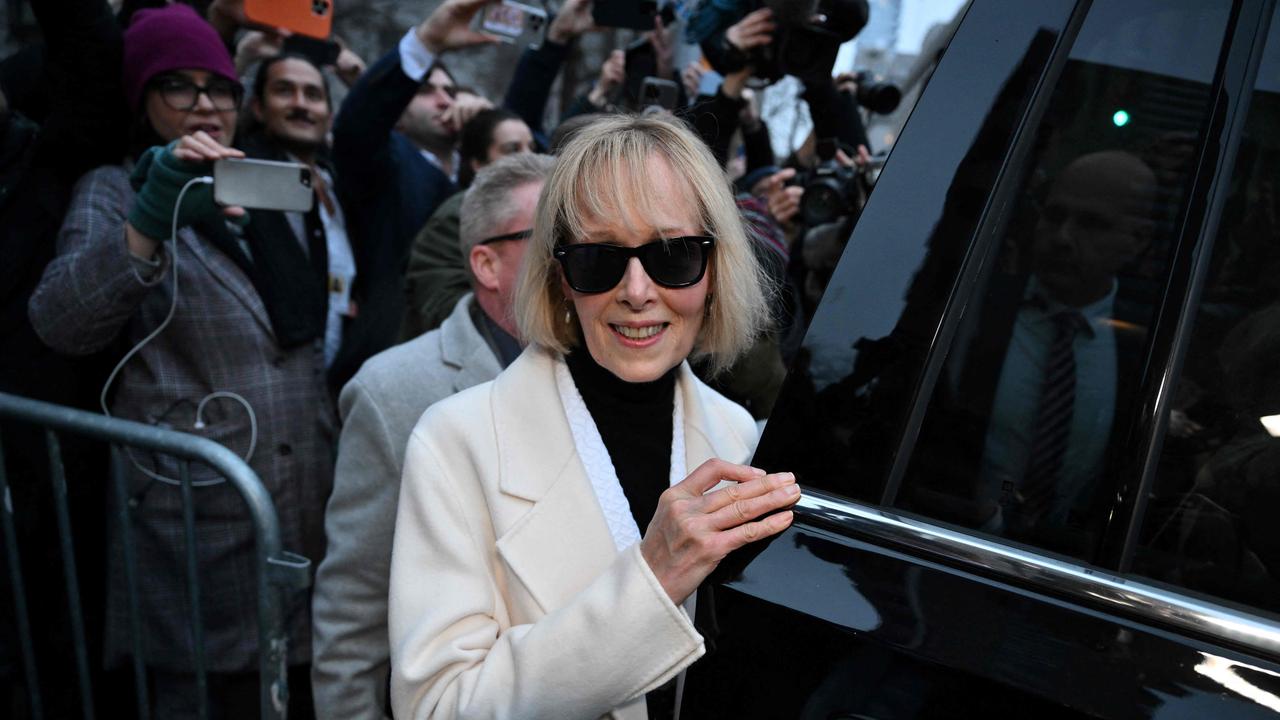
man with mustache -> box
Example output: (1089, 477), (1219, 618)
(239, 53), (360, 390)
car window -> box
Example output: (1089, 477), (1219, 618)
(1130, 4), (1280, 614)
(891, 0), (1233, 562)
(755, 0), (1081, 502)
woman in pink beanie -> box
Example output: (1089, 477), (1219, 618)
(29, 4), (328, 717)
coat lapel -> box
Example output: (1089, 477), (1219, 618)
(490, 350), (754, 617)
(679, 362), (753, 470)
(179, 227), (274, 336)
(439, 294), (504, 393)
(492, 349), (618, 614)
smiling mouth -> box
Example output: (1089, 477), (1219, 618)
(612, 323), (667, 341)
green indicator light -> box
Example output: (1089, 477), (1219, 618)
(1113, 109), (1131, 127)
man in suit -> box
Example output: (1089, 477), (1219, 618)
(329, 0), (498, 389)
(239, 53), (360, 388)
(311, 152), (555, 719)
(908, 150), (1157, 551)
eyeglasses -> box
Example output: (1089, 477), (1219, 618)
(554, 236), (715, 294)
(479, 228), (533, 246)
(155, 76), (241, 112)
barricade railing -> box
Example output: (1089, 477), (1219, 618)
(0, 392), (311, 719)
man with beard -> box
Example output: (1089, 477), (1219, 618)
(240, 53), (360, 389)
(330, 0), (497, 383)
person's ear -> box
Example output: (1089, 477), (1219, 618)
(470, 245), (501, 292)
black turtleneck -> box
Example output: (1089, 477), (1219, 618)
(565, 349), (677, 533)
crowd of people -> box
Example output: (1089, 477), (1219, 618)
(0, 0), (880, 717)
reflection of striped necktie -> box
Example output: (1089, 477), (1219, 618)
(1019, 310), (1087, 522)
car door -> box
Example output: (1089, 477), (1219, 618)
(680, 0), (1280, 717)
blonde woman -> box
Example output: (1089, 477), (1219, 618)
(389, 114), (800, 719)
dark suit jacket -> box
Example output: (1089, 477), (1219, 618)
(331, 46), (457, 390)
(905, 271), (1147, 552)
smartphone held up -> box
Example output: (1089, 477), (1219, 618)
(475, 0), (549, 48)
(245, 0), (334, 39)
(214, 158), (315, 213)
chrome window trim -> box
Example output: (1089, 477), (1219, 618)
(796, 488), (1280, 658)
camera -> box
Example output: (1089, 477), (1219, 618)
(694, 0), (869, 83)
(787, 140), (881, 226)
(850, 71), (902, 115)
(796, 159), (862, 226)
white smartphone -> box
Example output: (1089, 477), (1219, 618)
(213, 158), (314, 213)
(475, 0), (548, 47)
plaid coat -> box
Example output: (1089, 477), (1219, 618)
(28, 165), (336, 672)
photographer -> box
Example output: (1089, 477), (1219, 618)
(694, 2), (874, 151)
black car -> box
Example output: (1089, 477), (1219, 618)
(682, 0), (1280, 716)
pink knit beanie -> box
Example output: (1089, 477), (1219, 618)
(122, 4), (240, 111)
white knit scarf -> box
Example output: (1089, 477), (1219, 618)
(554, 356), (687, 552)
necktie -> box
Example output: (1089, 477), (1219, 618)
(1017, 309), (1086, 526)
(308, 163), (336, 216)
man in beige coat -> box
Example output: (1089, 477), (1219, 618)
(311, 154), (553, 719)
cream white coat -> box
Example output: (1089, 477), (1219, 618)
(388, 346), (758, 719)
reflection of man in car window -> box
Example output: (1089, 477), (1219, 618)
(976, 150), (1156, 537)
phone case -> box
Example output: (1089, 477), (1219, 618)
(213, 159), (315, 213)
(476, 1), (547, 47)
(245, 0), (334, 39)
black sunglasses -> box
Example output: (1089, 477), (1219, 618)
(554, 236), (715, 294)
(479, 228), (533, 245)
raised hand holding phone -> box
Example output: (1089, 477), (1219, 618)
(475, 1), (549, 48)
(417, 0), (504, 55)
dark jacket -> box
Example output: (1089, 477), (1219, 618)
(903, 271), (1147, 555)
(501, 39), (571, 150)
(331, 46), (457, 389)
(1, 0), (127, 402)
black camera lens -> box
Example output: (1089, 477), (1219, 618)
(857, 82), (902, 115)
(802, 179), (844, 226)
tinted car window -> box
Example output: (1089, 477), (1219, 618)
(755, 0), (1080, 501)
(891, 0), (1233, 561)
(1131, 4), (1280, 613)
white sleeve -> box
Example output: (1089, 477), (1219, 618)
(389, 429), (705, 720)
(398, 28), (438, 82)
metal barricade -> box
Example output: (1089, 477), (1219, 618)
(0, 392), (311, 719)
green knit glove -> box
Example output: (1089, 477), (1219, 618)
(127, 142), (248, 240)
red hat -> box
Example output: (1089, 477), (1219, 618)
(122, 4), (240, 111)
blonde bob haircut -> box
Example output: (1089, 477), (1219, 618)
(515, 113), (769, 375)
